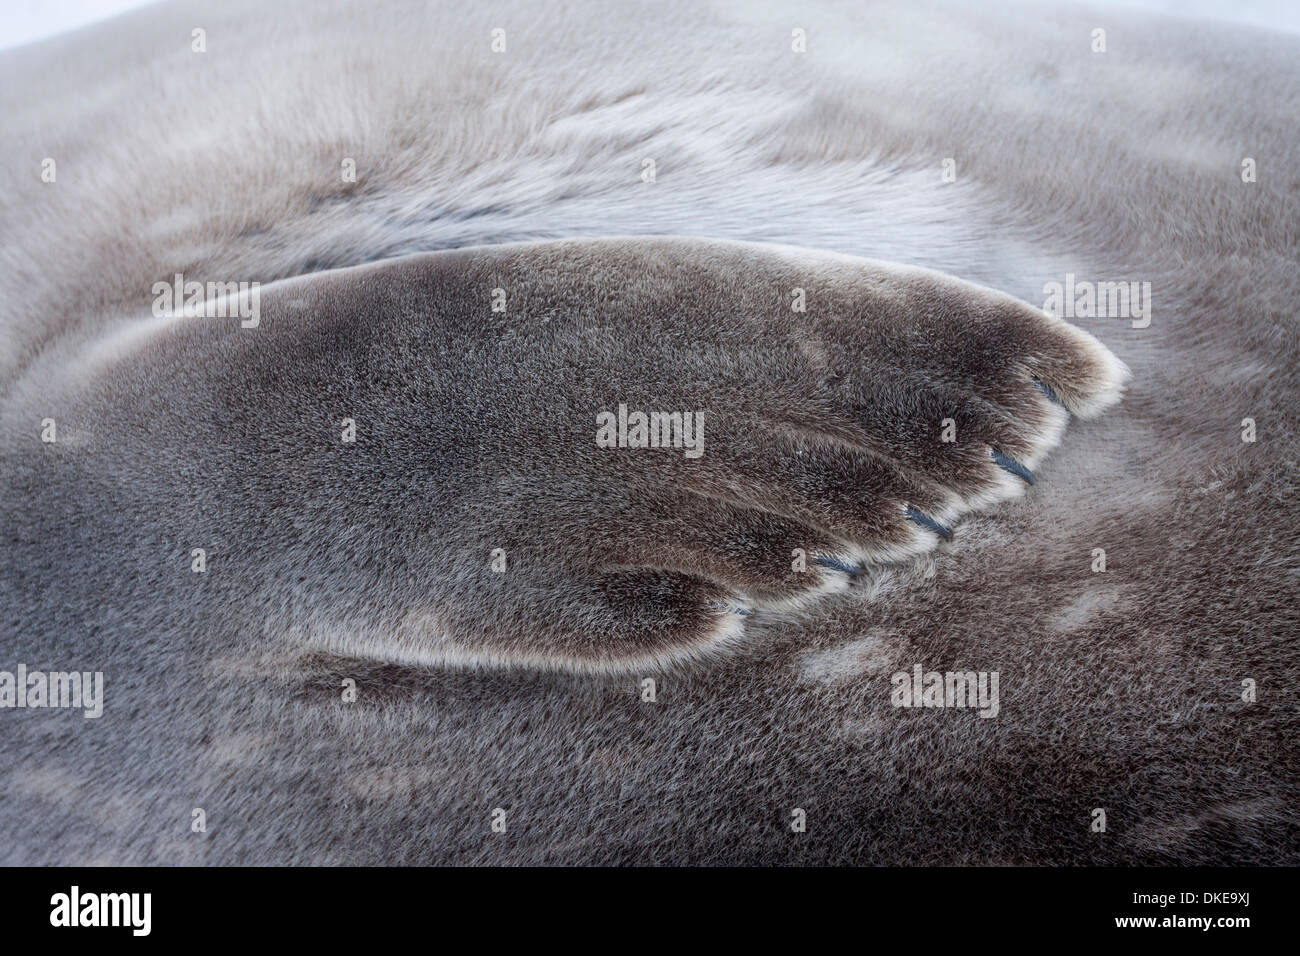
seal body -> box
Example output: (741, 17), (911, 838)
(0, 0), (1295, 864)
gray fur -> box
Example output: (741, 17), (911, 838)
(0, 0), (1296, 864)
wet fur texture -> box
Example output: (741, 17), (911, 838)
(0, 0), (1296, 865)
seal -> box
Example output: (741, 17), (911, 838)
(0, 0), (1295, 866)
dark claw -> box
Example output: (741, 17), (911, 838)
(814, 555), (862, 576)
(1033, 378), (1070, 413)
(711, 600), (754, 617)
(991, 448), (1035, 485)
(904, 505), (954, 541)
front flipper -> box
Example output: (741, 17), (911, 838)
(39, 237), (1127, 673)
